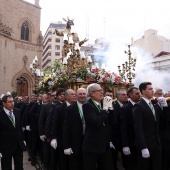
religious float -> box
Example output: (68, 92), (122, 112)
(37, 17), (136, 97)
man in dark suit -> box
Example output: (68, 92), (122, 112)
(133, 82), (162, 170)
(120, 87), (141, 170)
(50, 89), (76, 170)
(111, 89), (128, 170)
(63, 88), (87, 170)
(28, 94), (44, 166)
(38, 93), (51, 170)
(156, 94), (170, 170)
(48, 88), (65, 170)
(82, 83), (114, 170)
(0, 95), (25, 170)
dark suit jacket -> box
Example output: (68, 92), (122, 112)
(28, 102), (42, 131)
(82, 98), (113, 153)
(14, 102), (23, 109)
(121, 101), (135, 148)
(63, 102), (84, 155)
(0, 108), (24, 156)
(133, 98), (162, 150)
(45, 102), (62, 139)
(111, 100), (124, 149)
(50, 102), (67, 148)
(22, 102), (35, 127)
(160, 104), (170, 150)
(38, 102), (52, 136)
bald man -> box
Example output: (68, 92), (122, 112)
(63, 88), (87, 170)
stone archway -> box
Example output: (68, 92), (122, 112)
(11, 56), (35, 96)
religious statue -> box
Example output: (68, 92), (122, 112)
(53, 17), (88, 73)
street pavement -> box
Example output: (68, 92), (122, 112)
(0, 151), (125, 170)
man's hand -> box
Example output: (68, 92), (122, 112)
(157, 97), (168, 107)
(123, 147), (131, 155)
(64, 148), (73, 155)
(26, 125), (31, 131)
(110, 142), (115, 149)
(0, 153), (2, 159)
(141, 148), (150, 158)
(51, 139), (57, 149)
(103, 96), (113, 111)
(40, 135), (46, 142)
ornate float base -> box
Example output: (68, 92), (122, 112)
(55, 80), (133, 98)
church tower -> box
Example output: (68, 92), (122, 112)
(0, 0), (42, 96)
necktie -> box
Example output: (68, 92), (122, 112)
(98, 104), (101, 110)
(9, 111), (15, 126)
(9, 111), (13, 121)
(77, 103), (85, 124)
(149, 102), (156, 121)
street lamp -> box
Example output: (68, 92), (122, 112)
(30, 56), (44, 91)
(16, 76), (26, 96)
(118, 44), (136, 84)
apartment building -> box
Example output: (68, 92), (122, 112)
(42, 22), (66, 70)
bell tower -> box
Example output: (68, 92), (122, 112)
(35, 0), (40, 6)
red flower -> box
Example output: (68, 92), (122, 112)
(122, 82), (127, 86)
(105, 72), (110, 77)
(115, 76), (121, 82)
(102, 77), (107, 84)
(92, 69), (98, 73)
(86, 78), (94, 82)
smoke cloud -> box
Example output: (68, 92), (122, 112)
(93, 43), (170, 93)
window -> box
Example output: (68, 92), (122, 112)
(55, 52), (60, 56)
(21, 21), (30, 41)
(56, 38), (60, 43)
(55, 45), (60, 50)
(43, 45), (51, 56)
(48, 31), (52, 36)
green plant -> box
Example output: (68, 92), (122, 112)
(11, 91), (17, 98)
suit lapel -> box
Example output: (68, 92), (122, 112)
(13, 108), (19, 128)
(74, 103), (83, 123)
(1, 109), (16, 128)
(88, 98), (101, 113)
(140, 99), (156, 121)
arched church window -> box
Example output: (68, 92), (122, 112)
(21, 21), (29, 41)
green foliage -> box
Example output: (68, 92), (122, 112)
(11, 91), (17, 98)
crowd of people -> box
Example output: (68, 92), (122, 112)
(0, 82), (170, 170)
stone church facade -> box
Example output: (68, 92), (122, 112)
(0, 0), (43, 96)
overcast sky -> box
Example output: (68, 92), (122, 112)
(25, 0), (170, 44)
(26, 0), (170, 90)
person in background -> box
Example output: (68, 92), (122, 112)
(38, 92), (53, 170)
(105, 89), (114, 99)
(50, 89), (76, 170)
(120, 87), (141, 170)
(153, 88), (164, 98)
(111, 89), (128, 170)
(47, 88), (65, 170)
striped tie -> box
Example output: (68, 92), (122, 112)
(9, 111), (13, 121)
(149, 102), (156, 121)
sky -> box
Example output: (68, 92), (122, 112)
(26, 0), (170, 91)
(26, 0), (170, 43)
